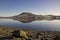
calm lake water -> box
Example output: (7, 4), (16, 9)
(0, 18), (60, 31)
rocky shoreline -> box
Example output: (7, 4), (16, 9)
(0, 26), (60, 40)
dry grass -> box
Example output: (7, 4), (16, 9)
(0, 26), (16, 37)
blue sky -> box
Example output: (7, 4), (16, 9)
(0, 0), (60, 17)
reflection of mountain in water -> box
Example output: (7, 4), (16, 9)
(16, 19), (34, 23)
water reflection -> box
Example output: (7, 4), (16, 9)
(14, 19), (35, 23)
(13, 19), (56, 23)
(0, 18), (60, 31)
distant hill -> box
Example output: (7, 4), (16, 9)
(12, 12), (36, 23)
(13, 12), (36, 18)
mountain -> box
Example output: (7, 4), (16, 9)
(12, 12), (36, 23)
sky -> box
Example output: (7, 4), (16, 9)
(0, 0), (60, 17)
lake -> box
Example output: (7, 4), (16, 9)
(0, 18), (60, 31)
